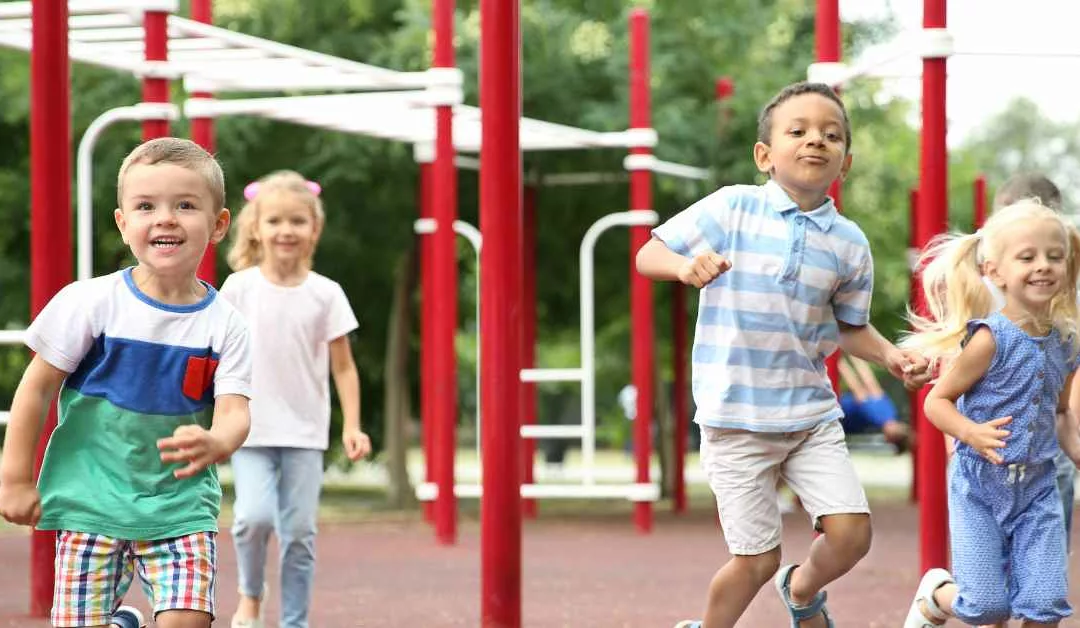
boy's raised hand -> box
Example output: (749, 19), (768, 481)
(158, 424), (230, 479)
(962, 416), (1012, 464)
(677, 252), (731, 288)
(0, 481), (41, 526)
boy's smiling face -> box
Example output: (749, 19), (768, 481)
(753, 92), (852, 210)
(114, 162), (229, 281)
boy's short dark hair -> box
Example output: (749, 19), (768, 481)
(993, 173), (1062, 211)
(757, 81), (851, 152)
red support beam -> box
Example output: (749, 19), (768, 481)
(190, 0), (216, 284)
(432, 0), (459, 546)
(142, 10), (170, 140)
(29, 0), (70, 615)
(190, 2), (215, 282)
(629, 9), (654, 535)
(480, 0), (523, 624)
(522, 185), (538, 519)
(909, 187), (921, 505)
(916, 0), (950, 573)
(817, 0), (843, 397)
(973, 174), (987, 229)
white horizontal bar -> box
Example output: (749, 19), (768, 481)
(0, 0), (176, 19)
(0, 411), (8, 425)
(520, 367), (583, 383)
(416, 482), (660, 501)
(0, 330), (27, 345)
(624, 154), (711, 180)
(519, 425), (583, 439)
(541, 172), (628, 187)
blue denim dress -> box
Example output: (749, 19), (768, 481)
(949, 313), (1075, 624)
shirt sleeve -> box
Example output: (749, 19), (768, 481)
(650, 187), (733, 258)
(325, 282), (359, 342)
(24, 282), (96, 373)
(832, 249), (874, 326)
(214, 310), (252, 399)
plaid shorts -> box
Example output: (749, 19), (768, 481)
(51, 530), (217, 627)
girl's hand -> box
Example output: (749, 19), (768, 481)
(342, 428), (372, 462)
(676, 253), (731, 288)
(0, 481), (41, 526)
(961, 416), (1012, 464)
(158, 424), (229, 479)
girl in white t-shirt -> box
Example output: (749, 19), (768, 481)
(220, 170), (371, 628)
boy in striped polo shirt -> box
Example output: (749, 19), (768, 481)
(638, 82), (930, 628)
(0, 138), (252, 628)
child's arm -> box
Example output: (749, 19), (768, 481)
(635, 237), (730, 287)
(924, 327), (1011, 464)
(158, 394), (250, 479)
(0, 355), (69, 526)
(838, 323), (931, 390)
(330, 335), (370, 461)
(1057, 372), (1080, 466)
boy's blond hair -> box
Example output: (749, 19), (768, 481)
(117, 137), (225, 211)
(902, 200), (1080, 365)
(227, 170), (325, 271)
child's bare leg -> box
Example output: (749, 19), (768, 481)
(1019, 622), (1059, 628)
(703, 547), (781, 628)
(788, 513), (871, 608)
(234, 594), (262, 620)
(154, 609), (212, 628)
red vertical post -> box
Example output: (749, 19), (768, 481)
(190, 0), (217, 284)
(909, 187), (921, 505)
(142, 9), (170, 140)
(629, 9), (654, 535)
(432, 0), (459, 546)
(419, 155), (436, 524)
(522, 185), (538, 519)
(817, 0), (843, 395)
(480, 0), (523, 624)
(973, 174), (987, 229)
(917, 0), (950, 573)
(29, 0), (70, 616)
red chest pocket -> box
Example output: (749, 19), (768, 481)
(182, 355), (219, 401)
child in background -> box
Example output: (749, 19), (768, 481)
(221, 171), (370, 628)
(637, 81), (930, 628)
(0, 137), (252, 628)
(901, 200), (1080, 627)
(838, 354), (910, 452)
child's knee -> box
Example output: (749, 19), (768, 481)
(820, 513), (872, 558)
(732, 549), (781, 586)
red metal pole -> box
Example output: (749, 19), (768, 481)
(419, 158), (436, 524)
(973, 174), (987, 229)
(671, 282), (688, 514)
(917, 0), (950, 573)
(629, 9), (654, 535)
(522, 185), (538, 519)
(909, 187), (921, 505)
(190, 0), (216, 284)
(29, 0), (70, 615)
(432, 0), (459, 546)
(480, 0), (523, 624)
(142, 10), (170, 140)
(817, 0), (843, 397)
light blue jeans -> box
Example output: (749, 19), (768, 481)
(231, 447), (324, 628)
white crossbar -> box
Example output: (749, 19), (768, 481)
(415, 482), (659, 502)
(0, 330), (26, 345)
(519, 368), (583, 383)
(519, 425), (583, 439)
(0, 412), (7, 425)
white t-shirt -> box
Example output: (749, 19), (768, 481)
(219, 267), (359, 450)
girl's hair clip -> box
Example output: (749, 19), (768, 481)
(243, 179), (322, 201)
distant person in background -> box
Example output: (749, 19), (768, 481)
(838, 354), (910, 453)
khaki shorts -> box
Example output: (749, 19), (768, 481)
(700, 420), (869, 555)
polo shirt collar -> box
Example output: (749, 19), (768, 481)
(764, 179), (837, 232)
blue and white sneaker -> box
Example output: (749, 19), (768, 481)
(111, 606), (146, 628)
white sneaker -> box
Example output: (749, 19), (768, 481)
(230, 619), (264, 628)
(903, 568), (954, 627)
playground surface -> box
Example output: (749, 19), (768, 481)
(5, 497), (1080, 627)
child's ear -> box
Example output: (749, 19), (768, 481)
(984, 260), (1005, 288)
(113, 208), (128, 244)
(836, 153), (853, 182)
(752, 141), (773, 175)
(210, 208), (231, 245)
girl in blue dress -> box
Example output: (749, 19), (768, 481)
(902, 200), (1080, 627)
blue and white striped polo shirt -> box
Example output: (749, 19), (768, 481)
(653, 180), (874, 432)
